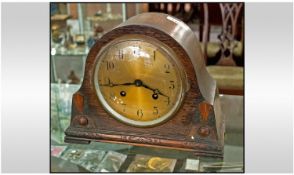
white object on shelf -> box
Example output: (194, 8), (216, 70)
(185, 159), (200, 171)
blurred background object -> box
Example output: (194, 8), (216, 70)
(50, 3), (244, 95)
(200, 3), (244, 95)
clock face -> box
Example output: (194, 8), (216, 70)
(94, 35), (186, 127)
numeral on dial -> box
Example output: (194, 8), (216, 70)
(153, 106), (159, 115)
(118, 49), (123, 60)
(133, 47), (140, 56)
(109, 92), (115, 101)
(106, 61), (115, 70)
(164, 97), (170, 105)
(121, 103), (126, 112)
(164, 64), (170, 73)
(169, 81), (175, 89)
(137, 109), (143, 118)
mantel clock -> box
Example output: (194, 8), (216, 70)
(65, 13), (224, 158)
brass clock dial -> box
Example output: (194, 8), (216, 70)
(94, 35), (187, 127)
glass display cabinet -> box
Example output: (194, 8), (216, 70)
(51, 3), (129, 84)
(50, 3), (244, 173)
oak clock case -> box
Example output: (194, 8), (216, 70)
(65, 13), (224, 158)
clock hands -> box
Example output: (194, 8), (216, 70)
(134, 79), (169, 98)
(100, 78), (169, 98)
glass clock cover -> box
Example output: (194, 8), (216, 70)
(94, 35), (187, 127)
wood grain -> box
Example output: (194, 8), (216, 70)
(65, 19), (224, 158)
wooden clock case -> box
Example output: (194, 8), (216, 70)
(64, 13), (224, 158)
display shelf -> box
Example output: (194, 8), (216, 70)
(50, 4), (127, 84)
(50, 83), (244, 173)
(51, 48), (89, 56)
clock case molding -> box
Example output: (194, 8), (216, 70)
(64, 13), (225, 158)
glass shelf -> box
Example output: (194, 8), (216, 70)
(50, 3), (128, 85)
(51, 45), (89, 56)
(50, 83), (244, 173)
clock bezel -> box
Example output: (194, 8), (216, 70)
(93, 34), (188, 127)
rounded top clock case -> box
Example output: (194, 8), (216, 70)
(65, 13), (224, 158)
